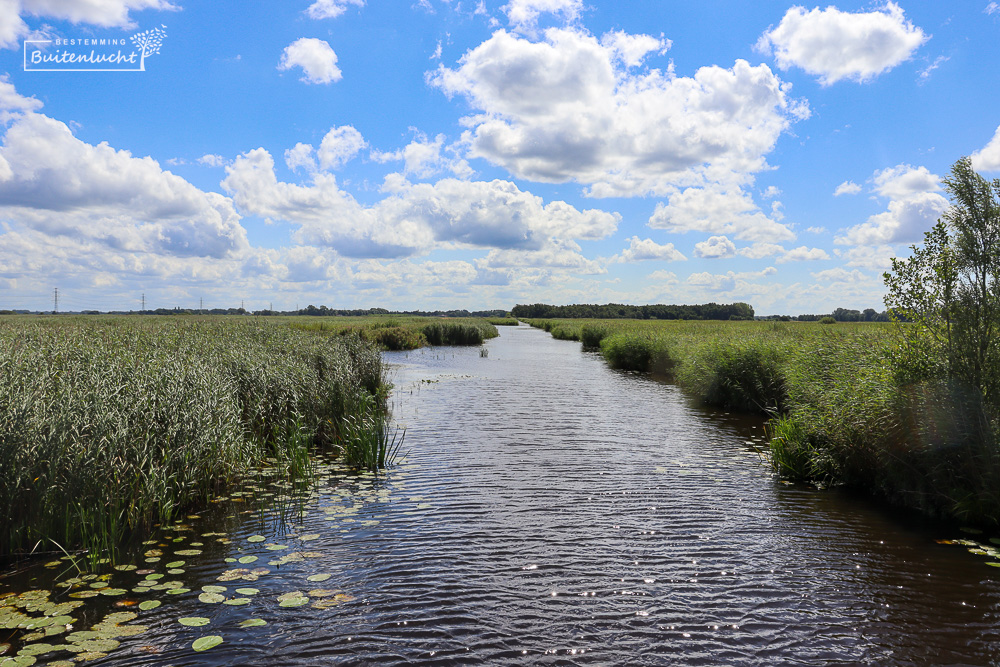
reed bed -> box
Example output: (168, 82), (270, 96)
(0, 316), (393, 561)
(526, 318), (1000, 526)
(284, 315), (499, 350)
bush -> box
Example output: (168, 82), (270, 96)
(819, 316), (837, 324)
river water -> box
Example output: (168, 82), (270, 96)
(3, 323), (1000, 666)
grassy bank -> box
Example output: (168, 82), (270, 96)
(0, 316), (393, 561)
(283, 315), (500, 350)
(526, 318), (1000, 526)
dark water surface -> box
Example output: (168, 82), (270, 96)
(4, 324), (1000, 666)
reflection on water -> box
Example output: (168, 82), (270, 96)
(2, 323), (1000, 665)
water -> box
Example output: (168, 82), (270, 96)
(3, 324), (1000, 665)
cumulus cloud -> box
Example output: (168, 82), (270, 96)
(615, 236), (686, 262)
(972, 125), (1000, 172)
(318, 125), (366, 169)
(686, 267), (777, 292)
(648, 185), (795, 242)
(840, 244), (898, 271)
(221, 147), (619, 259)
(0, 111), (248, 259)
(834, 180), (862, 196)
(693, 235), (736, 259)
(279, 38), (342, 84)
(756, 2), (928, 85)
(838, 165), (948, 246)
(811, 267), (872, 283)
(285, 142), (317, 172)
(197, 154), (226, 167)
(429, 28), (807, 197)
(22, 0), (177, 27)
(738, 242), (784, 259)
(371, 131), (472, 179)
(777, 246), (830, 263)
(503, 0), (582, 34)
(305, 0), (364, 19)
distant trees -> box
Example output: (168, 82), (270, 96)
(510, 302), (755, 321)
(883, 156), (1000, 414)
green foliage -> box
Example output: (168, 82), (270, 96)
(0, 318), (388, 559)
(884, 156), (1000, 415)
(337, 393), (405, 472)
(678, 342), (786, 415)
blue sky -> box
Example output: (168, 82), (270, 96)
(1, 1), (999, 314)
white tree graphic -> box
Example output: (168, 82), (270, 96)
(130, 25), (167, 71)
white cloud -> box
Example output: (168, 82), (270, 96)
(371, 131), (472, 179)
(648, 185), (795, 242)
(430, 28), (807, 197)
(918, 55), (949, 81)
(318, 125), (366, 169)
(0, 0), (28, 50)
(757, 2), (927, 85)
(761, 185), (781, 199)
(806, 226), (826, 234)
(777, 246), (830, 263)
(836, 165), (947, 247)
(285, 142), (317, 172)
(615, 236), (686, 262)
(279, 38), (342, 84)
(811, 267), (871, 284)
(987, 2), (1000, 15)
(599, 29), (669, 67)
(693, 235), (736, 259)
(197, 154), (226, 167)
(0, 112), (248, 259)
(221, 147), (619, 259)
(305, 0), (364, 19)
(503, 0), (581, 34)
(834, 180), (861, 196)
(647, 269), (678, 283)
(738, 242), (784, 259)
(972, 125), (1000, 172)
(840, 244), (898, 271)
(686, 267), (776, 292)
(0, 74), (42, 122)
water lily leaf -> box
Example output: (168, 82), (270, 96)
(247, 535), (266, 543)
(201, 585), (227, 594)
(198, 593), (225, 604)
(68, 591), (99, 599)
(987, 562), (1000, 568)
(174, 550), (202, 556)
(1, 655), (36, 666)
(306, 574), (331, 583)
(165, 561), (185, 568)
(99, 589), (128, 597)
(278, 597), (309, 608)
(166, 588), (190, 595)
(178, 617), (210, 627)
(222, 598), (250, 606)
(144, 574), (164, 581)
(238, 619), (267, 628)
(113, 564), (138, 572)
(234, 588), (259, 596)
(191, 635), (223, 652)
(300, 534), (320, 541)
(264, 544), (287, 551)
(138, 601), (160, 611)
(15, 642), (57, 657)
(238, 556), (258, 564)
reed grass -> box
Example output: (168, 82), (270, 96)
(285, 315), (499, 350)
(0, 316), (390, 562)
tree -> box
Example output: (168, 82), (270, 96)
(130, 25), (166, 71)
(883, 156), (1000, 411)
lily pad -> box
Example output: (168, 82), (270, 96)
(234, 588), (259, 596)
(306, 574), (331, 583)
(238, 618), (267, 628)
(174, 550), (202, 556)
(223, 598), (250, 606)
(198, 593), (225, 604)
(238, 556), (258, 564)
(191, 635), (223, 652)
(178, 617), (211, 627)
(247, 535), (266, 543)
(138, 601), (161, 611)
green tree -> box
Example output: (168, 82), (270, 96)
(883, 156), (1000, 411)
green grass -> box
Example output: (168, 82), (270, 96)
(527, 317), (1000, 526)
(0, 316), (391, 562)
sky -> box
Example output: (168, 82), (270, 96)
(0, 1), (999, 315)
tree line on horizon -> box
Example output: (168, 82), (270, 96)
(510, 302), (755, 321)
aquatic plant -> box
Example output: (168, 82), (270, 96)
(0, 317), (389, 561)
